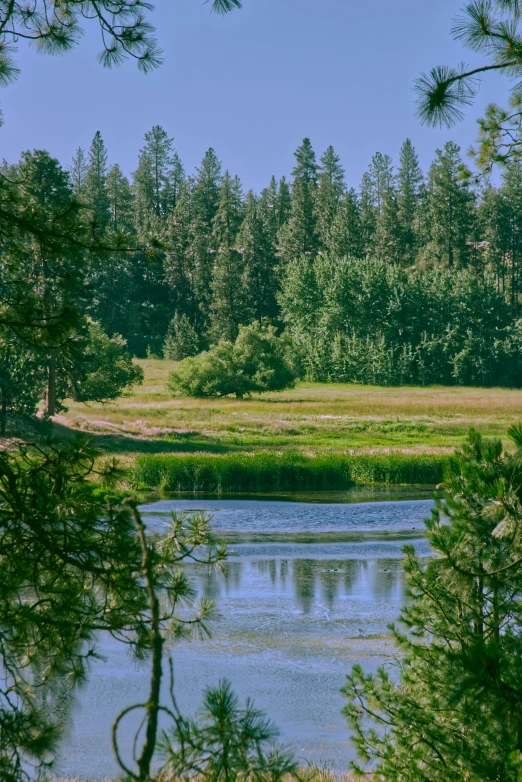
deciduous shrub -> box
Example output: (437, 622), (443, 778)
(168, 322), (297, 398)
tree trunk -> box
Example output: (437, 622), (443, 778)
(0, 393), (6, 436)
(46, 352), (57, 417)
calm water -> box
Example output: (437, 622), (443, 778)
(56, 493), (434, 779)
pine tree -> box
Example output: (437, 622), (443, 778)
(208, 172), (245, 342)
(366, 152), (395, 217)
(238, 191), (278, 322)
(479, 183), (509, 294)
(498, 161), (522, 310)
(15, 151), (87, 415)
(424, 141), (474, 268)
(397, 139), (423, 263)
(278, 138), (319, 264)
(106, 164), (134, 233)
(276, 176), (292, 229)
(70, 147), (88, 199)
(88, 164), (136, 339)
(327, 188), (364, 259)
(183, 148), (223, 324)
(315, 145), (345, 247)
(192, 148), (222, 229)
(85, 130), (110, 228)
(169, 151), (186, 212)
(375, 189), (404, 264)
(344, 431), (522, 781)
(164, 179), (199, 326)
(212, 171), (244, 249)
(259, 176), (279, 245)
(133, 125), (180, 226)
(359, 172), (377, 252)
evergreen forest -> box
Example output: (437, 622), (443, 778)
(12, 129), (522, 396)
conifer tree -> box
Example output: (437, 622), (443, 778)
(327, 188), (364, 259)
(375, 189), (404, 264)
(397, 139), (423, 263)
(70, 147), (88, 199)
(276, 176), (292, 229)
(106, 164), (134, 233)
(259, 176), (279, 246)
(344, 430), (522, 781)
(192, 148), (223, 229)
(15, 151), (86, 416)
(185, 148), (223, 320)
(89, 164), (136, 339)
(366, 152), (395, 216)
(133, 125), (180, 226)
(212, 171), (244, 248)
(315, 145), (346, 247)
(278, 138), (319, 264)
(498, 162), (522, 310)
(85, 130), (110, 229)
(208, 172), (245, 342)
(169, 151), (186, 212)
(164, 179), (199, 327)
(359, 172), (377, 252)
(238, 191), (279, 323)
(423, 141), (474, 268)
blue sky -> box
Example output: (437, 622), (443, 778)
(1, 0), (511, 191)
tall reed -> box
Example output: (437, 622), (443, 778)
(133, 452), (453, 492)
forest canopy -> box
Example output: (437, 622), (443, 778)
(5, 129), (518, 393)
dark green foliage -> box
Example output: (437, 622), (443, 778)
(343, 429), (522, 780)
(164, 312), (201, 360)
(278, 138), (319, 264)
(70, 147), (88, 198)
(7, 132), (522, 401)
(106, 164), (134, 233)
(397, 138), (424, 263)
(85, 130), (110, 229)
(168, 322), (296, 399)
(315, 145), (346, 246)
(280, 254), (522, 386)
(375, 189), (404, 264)
(239, 191), (280, 323)
(327, 188), (364, 259)
(0, 338), (44, 434)
(160, 679), (298, 781)
(421, 141), (475, 268)
(208, 172), (246, 342)
(133, 451), (452, 492)
(0, 441), (146, 778)
(66, 319), (144, 403)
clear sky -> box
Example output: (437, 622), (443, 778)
(1, 0), (511, 191)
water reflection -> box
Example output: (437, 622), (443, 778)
(192, 554), (405, 615)
(56, 497), (430, 779)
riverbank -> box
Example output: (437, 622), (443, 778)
(35, 358), (522, 488)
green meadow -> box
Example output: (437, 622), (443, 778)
(54, 359), (522, 490)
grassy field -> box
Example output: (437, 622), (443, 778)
(42, 358), (522, 489)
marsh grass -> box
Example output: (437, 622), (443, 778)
(133, 451), (453, 491)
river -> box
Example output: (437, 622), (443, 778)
(56, 490), (435, 779)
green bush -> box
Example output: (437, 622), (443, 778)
(168, 322), (297, 398)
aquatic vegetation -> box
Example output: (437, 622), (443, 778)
(133, 451), (453, 491)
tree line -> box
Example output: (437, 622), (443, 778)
(3, 128), (522, 430)
(64, 128), (522, 385)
